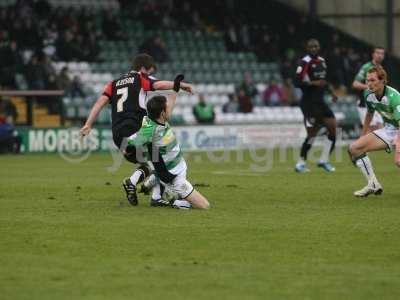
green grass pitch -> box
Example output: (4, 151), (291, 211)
(1, 148), (400, 300)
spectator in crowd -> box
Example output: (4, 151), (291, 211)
(282, 24), (298, 51)
(45, 74), (61, 114)
(102, 13), (123, 40)
(222, 94), (239, 113)
(0, 98), (17, 123)
(327, 47), (346, 89)
(282, 78), (301, 106)
(193, 94), (215, 124)
(224, 22), (239, 51)
(83, 33), (100, 62)
(57, 67), (72, 92)
(42, 25), (58, 58)
(237, 89), (253, 113)
(20, 18), (40, 49)
(0, 40), (21, 88)
(70, 75), (86, 98)
(255, 33), (279, 62)
(237, 73), (258, 102)
(56, 30), (83, 61)
(0, 0), (397, 97)
(0, 98), (21, 154)
(24, 55), (47, 90)
(262, 79), (286, 106)
(40, 53), (57, 82)
(139, 36), (169, 63)
(139, 1), (162, 28)
(280, 57), (293, 81)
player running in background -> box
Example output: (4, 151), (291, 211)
(349, 66), (400, 197)
(352, 47), (385, 130)
(127, 82), (210, 209)
(294, 39), (338, 173)
(79, 54), (193, 205)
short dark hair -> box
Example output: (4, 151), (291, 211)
(372, 46), (385, 53)
(307, 38), (320, 46)
(147, 96), (167, 120)
(132, 53), (156, 71)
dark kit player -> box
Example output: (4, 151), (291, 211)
(294, 39), (338, 173)
(80, 54), (193, 205)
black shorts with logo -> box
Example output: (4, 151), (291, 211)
(112, 118), (142, 149)
(300, 101), (335, 127)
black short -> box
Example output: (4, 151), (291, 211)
(112, 118), (142, 149)
(300, 101), (335, 127)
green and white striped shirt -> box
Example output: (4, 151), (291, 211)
(364, 86), (400, 128)
(128, 116), (186, 182)
(354, 61), (376, 83)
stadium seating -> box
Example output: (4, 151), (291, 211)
(56, 56), (358, 126)
(41, 1), (360, 128)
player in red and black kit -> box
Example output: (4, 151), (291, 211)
(294, 39), (338, 173)
(80, 54), (193, 205)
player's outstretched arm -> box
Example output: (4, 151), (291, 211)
(361, 111), (374, 136)
(165, 74), (185, 117)
(80, 95), (109, 137)
(153, 81), (194, 94)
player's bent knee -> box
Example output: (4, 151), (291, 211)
(197, 200), (210, 209)
(186, 189), (210, 209)
(199, 199), (210, 209)
(348, 143), (357, 156)
(349, 142), (364, 156)
(395, 161), (400, 168)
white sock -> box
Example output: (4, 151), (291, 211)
(130, 169), (144, 186)
(297, 158), (306, 165)
(355, 155), (378, 185)
(172, 200), (192, 209)
(143, 174), (157, 189)
(152, 183), (161, 200)
(319, 136), (333, 163)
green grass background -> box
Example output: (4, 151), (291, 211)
(1, 148), (399, 299)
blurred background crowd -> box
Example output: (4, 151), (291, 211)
(0, 0), (399, 125)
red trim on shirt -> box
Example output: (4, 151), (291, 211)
(140, 74), (152, 91)
(103, 82), (113, 97)
(299, 61), (310, 81)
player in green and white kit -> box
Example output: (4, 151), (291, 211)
(349, 66), (400, 197)
(126, 91), (210, 209)
(352, 47), (385, 128)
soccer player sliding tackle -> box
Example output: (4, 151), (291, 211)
(79, 54), (193, 205)
(127, 75), (210, 209)
(348, 66), (400, 197)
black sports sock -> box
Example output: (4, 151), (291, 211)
(300, 137), (313, 160)
(328, 135), (336, 154)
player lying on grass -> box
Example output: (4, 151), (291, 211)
(348, 66), (400, 197)
(125, 85), (210, 209)
(79, 54), (193, 205)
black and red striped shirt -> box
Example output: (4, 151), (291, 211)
(294, 55), (327, 103)
(102, 71), (158, 130)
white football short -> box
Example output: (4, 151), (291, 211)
(373, 124), (398, 152)
(161, 170), (194, 199)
